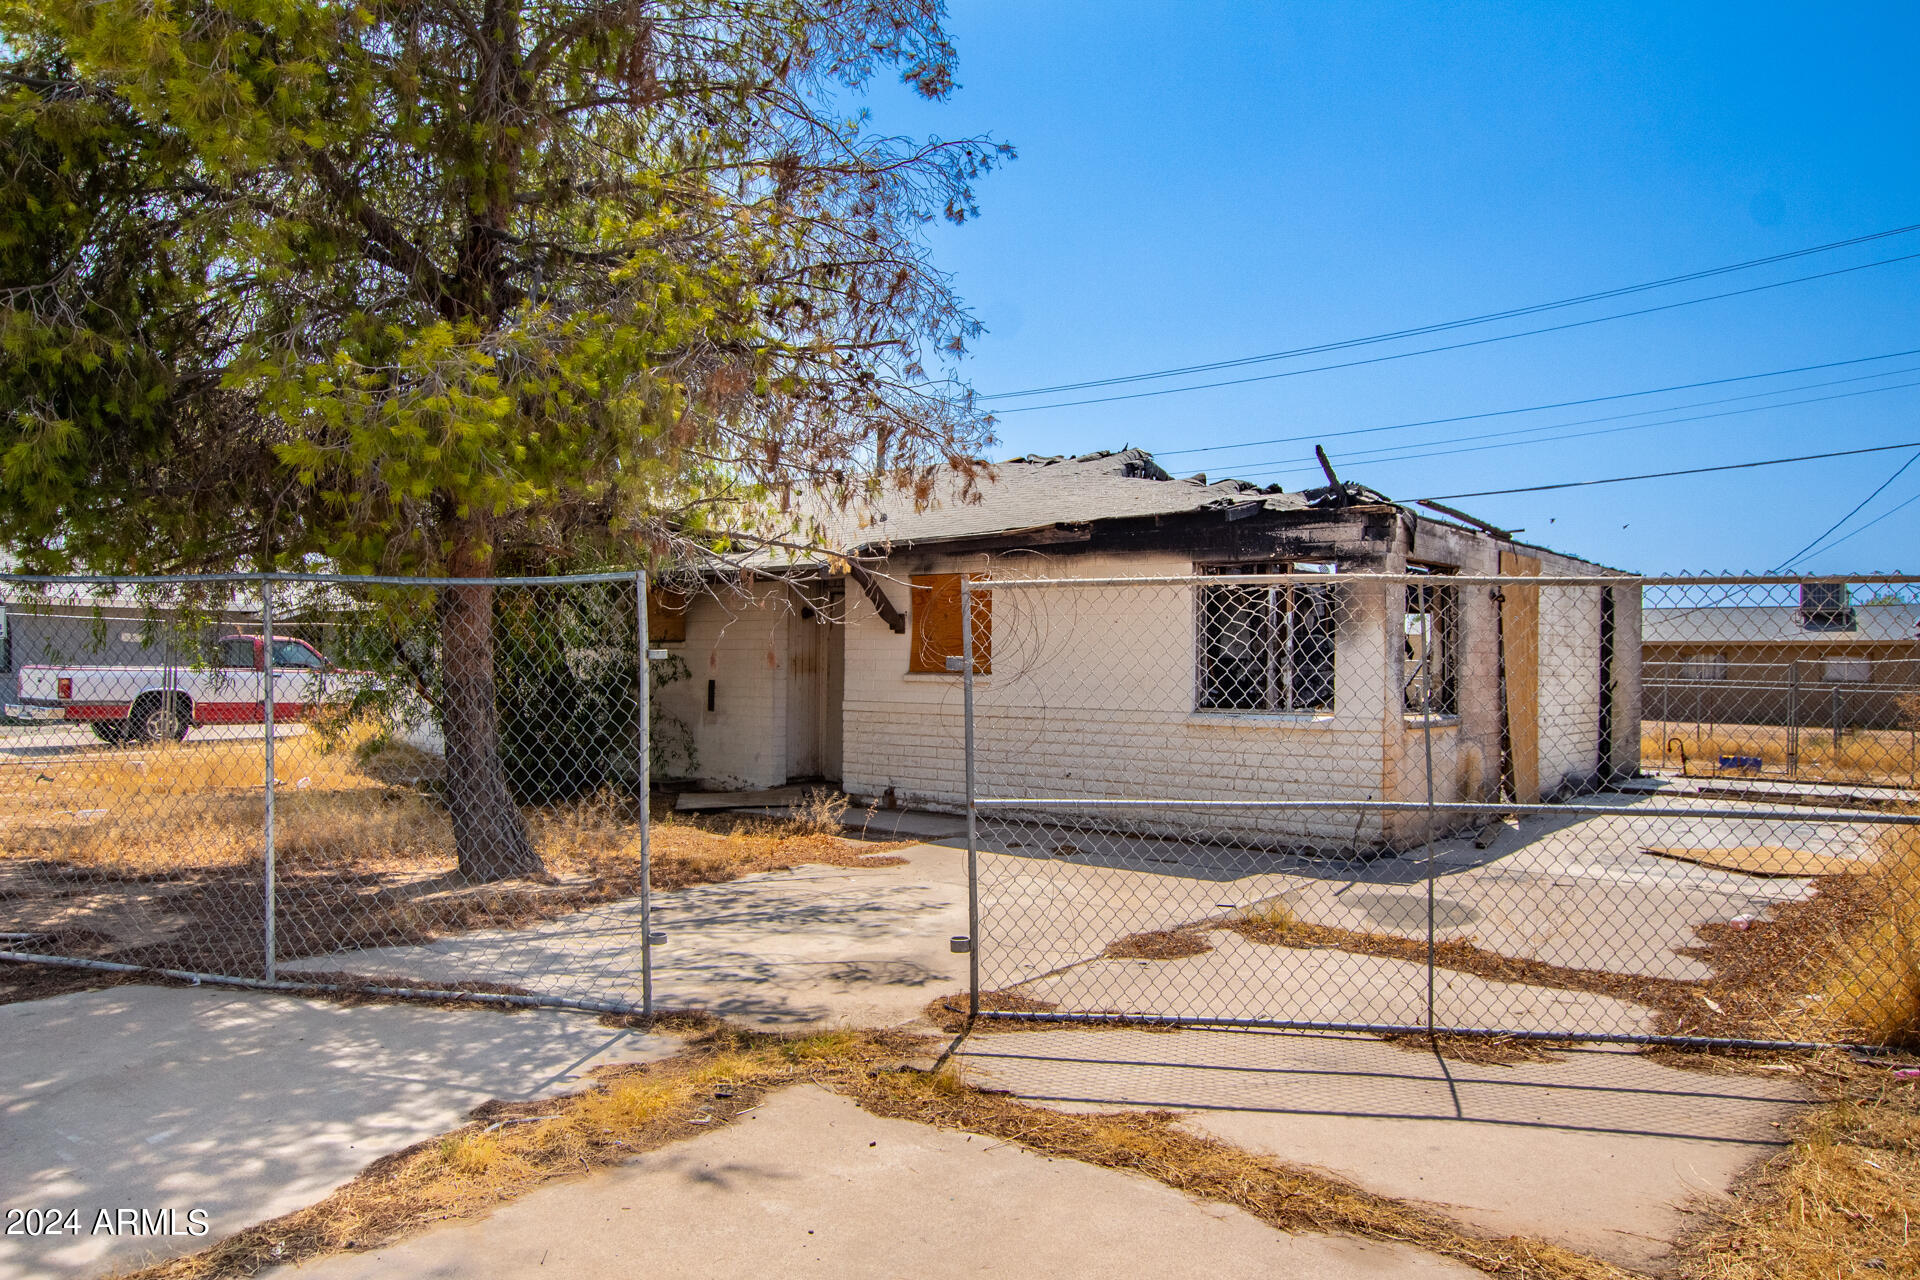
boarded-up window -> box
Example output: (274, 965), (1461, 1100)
(909, 574), (991, 674)
(648, 587), (689, 644)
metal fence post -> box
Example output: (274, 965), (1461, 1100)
(1416, 587), (1438, 1038)
(962, 577), (980, 1018)
(260, 576), (278, 982)
(635, 572), (654, 1019)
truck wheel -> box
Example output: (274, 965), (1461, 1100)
(130, 694), (191, 743)
(89, 722), (130, 746)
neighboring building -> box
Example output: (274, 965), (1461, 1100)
(654, 449), (1640, 849)
(1643, 585), (1920, 731)
(0, 595), (193, 712)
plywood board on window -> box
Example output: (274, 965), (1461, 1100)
(909, 574), (991, 674)
(648, 586), (690, 644)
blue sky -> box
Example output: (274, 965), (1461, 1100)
(864, 2), (1920, 573)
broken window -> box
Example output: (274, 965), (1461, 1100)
(1404, 566), (1459, 716)
(1196, 563), (1337, 712)
(909, 573), (992, 674)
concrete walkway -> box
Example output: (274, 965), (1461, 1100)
(0, 987), (676, 1280)
(282, 845), (970, 1028)
(959, 1026), (1809, 1271)
(265, 1085), (1480, 1280)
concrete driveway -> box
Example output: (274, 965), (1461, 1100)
(260, 1085), (1481, 1280)
(959, 1025), (1809, 1272)
(0, 986), (676, 1280)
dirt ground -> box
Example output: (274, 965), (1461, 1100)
(0, 731), (905, 998)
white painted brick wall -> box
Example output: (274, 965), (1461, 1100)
(660, 538), (1633, 846)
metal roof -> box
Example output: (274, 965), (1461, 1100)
(1643, 603), (1920, 646)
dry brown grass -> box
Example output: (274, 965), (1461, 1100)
(114, 1023), (1636, 1280)
(1103, 929), (1213, 960)
(1639, 720), (1920, 787)
(1681, 1054), (1920, 1280)
(1, 732), (908, 995)
(785, 786), (852, 836)
(1799, 822), (1920, 1047)
(1222, 874), (1920, 1050)
(1379, 1032), (1572, 1066)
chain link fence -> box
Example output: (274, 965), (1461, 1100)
(956, 572), (1920, 1049)
(0, 571), (661, 1016)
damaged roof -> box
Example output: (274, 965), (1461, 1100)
(805, 448), (1381, 557)
(715, 446), (1588, 571)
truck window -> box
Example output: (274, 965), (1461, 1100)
(217, 638), (256, 669)
(270, 640), (324, 669)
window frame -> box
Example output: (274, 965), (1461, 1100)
(1823, 657), (1872, 683)
(215, 637), (258, 670)
(270, 639), (326, 670)
(1403, 564), (1460, 717)
(1677, 652), (1729, 681)
(1194, 562), (1338, 714)
(908, 573), (992, 675)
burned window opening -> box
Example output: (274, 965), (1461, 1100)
(1404, 565), (1459, 716)
(1197, 563), (1337, 713)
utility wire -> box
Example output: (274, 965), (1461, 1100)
(987, 251), (1920, 414)
(1415, 440), (1920, 502)
(1789, 486), (1920, 562)
(1220, 372), (1920, 479)
(1153, 347), (1920, 460)
(1226, 376), (1920, 481)
(985, 222), (1920, 400)
(1772, 450), (1920, 571)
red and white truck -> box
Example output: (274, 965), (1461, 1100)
(8, 635), (338, 744)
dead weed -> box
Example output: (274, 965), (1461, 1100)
(1681, 1052), (1920, 1279)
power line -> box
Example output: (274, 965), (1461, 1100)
(984, 221), (1920, 400)
(1225, 376), (1920, 481)
(1415, 440), (1920, 502)
(1773, 450), (1920, 571)
(1153, 347), (1920, 460)
(987, 251), (1920, 414)
(1790, 486), (1920, 562)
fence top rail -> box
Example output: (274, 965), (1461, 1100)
(0, 569), (648, 588)
(962, 572), (1920, 590)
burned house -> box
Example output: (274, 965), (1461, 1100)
(653, 449), (1640, 846)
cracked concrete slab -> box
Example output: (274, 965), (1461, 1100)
(0, 986), (677, 1280)
(959, 1026), (1810, 1272)
(282, 845), (970, 1029)
(265, 1084), (1482, 1280)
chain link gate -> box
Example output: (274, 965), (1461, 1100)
(958, 572), (1920, 1050)
(0, 570), (661, 1017)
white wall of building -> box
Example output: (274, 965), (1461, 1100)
(663, 528), (1636, 847)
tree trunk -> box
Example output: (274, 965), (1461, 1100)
(439, 562), (545, 882)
